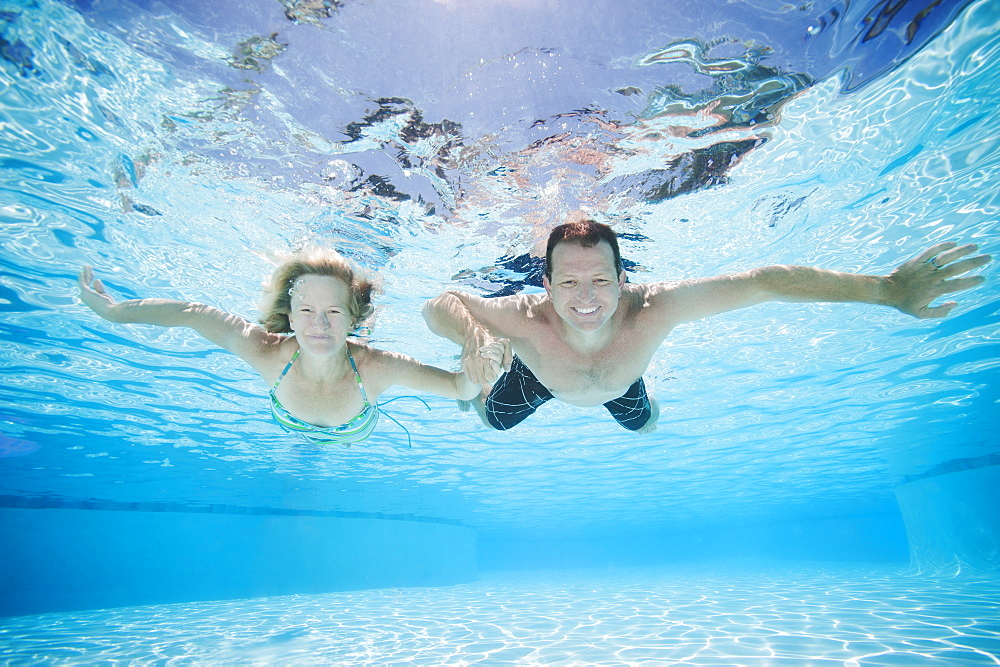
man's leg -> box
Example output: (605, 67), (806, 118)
(604, 377), (657, 433)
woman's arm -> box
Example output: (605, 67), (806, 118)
(372, 349), (482, 401)
(78, 266), (279, 370)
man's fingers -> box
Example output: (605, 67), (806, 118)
(938, 254), (991, 278)
(78, 266), (109, 297)
(933, 243), (981, 267)
(920, 301), (957, 319)
(915, 242), (958, 265)
(937, 275), (986, 296)
(477, 338), (513, 374)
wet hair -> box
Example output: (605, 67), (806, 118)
(259, 247), (375, 333)
(544, 218), (623, 280)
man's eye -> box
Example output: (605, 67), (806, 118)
(595, 279), (610, 285)
(561, 281), (576, 287)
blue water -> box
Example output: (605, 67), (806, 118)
(1, 0), (998, 660)
(3, 566), (1000, 663)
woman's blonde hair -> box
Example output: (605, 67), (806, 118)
(259, 247), (375, 333)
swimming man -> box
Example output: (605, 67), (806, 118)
(422, 217), (990, 433)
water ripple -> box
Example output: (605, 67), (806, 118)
(0, 0), (997, 535)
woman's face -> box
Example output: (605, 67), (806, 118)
(287, 274), (356, 356)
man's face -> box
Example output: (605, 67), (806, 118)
(543, 240), (626, 333)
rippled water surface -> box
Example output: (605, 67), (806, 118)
(2, 565), (999, 664)
(0, 0), (997, 537)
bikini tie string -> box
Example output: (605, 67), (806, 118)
(377, 395), (431, 449)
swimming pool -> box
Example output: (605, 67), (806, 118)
(1, 0), (997, 661)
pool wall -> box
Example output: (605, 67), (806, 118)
(5, 472), (1000, 618)
(477, 511), (910, 572)
(0, 507), (476, 618)
(895, 466), (1000, 575)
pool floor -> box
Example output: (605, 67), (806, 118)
(2, 564), (998, 664)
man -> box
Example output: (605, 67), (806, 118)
(422, 217), (990, 433)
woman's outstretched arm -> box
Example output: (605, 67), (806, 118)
(78, 266), (281, 371)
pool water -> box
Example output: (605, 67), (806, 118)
(3, 566), (999, 664)
(1, 0), (998, 661)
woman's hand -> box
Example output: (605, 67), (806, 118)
(78, 266), (125, 322)
(453, 339), (511, 399)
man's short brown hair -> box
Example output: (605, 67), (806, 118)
(545, 219), (623, 280)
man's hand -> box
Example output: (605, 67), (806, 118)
(462, 332), (511, 386)
(479, 338), (512, 383)
(885, 242), (990, 319)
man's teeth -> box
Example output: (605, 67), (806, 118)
(575, 306), (598, 314)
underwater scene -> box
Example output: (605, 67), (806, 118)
(1, 0), (998, 662)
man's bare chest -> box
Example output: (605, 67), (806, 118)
(512, 334), (657, 406)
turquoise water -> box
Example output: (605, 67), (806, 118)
(3, 566), (1000, 663)
(1, 0), (994, 535)
(1, 0), (999, 660)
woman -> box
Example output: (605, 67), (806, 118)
(78, 247), (493, 447)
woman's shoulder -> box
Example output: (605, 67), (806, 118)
(347, 339), (429, 396)
(349, 339), (411, 368)
(251, 334), (298, 381)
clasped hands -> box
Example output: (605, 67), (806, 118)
(462, 331), (512, 388)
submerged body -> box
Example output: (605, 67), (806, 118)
(425, 218), (991, 433)
(79, 250), (481, 446)
(270, 346), (378, 446)
(485, 354), (652, 431)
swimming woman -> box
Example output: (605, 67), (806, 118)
(79, 247), (495, 447)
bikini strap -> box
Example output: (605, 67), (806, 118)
(345, 345), (371, 406)
(271, 348), (300, 392)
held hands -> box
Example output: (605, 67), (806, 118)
(885, 242), (991, 319)
(479, 338), (512, 384)
(461, 330), (512, 386)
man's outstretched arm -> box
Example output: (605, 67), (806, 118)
(422, 291), (514, 386)
(653, 242), (991, 327)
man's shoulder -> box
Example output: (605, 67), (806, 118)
(630, 278), (704, 304)
(467, 290), (547, 314)
(618, 281), (685, 332)
(621, 281), (675, 306)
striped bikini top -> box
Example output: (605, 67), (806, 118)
(269, 346), (378, 447)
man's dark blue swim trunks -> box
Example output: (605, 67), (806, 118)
(485, 355), (652, 431)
